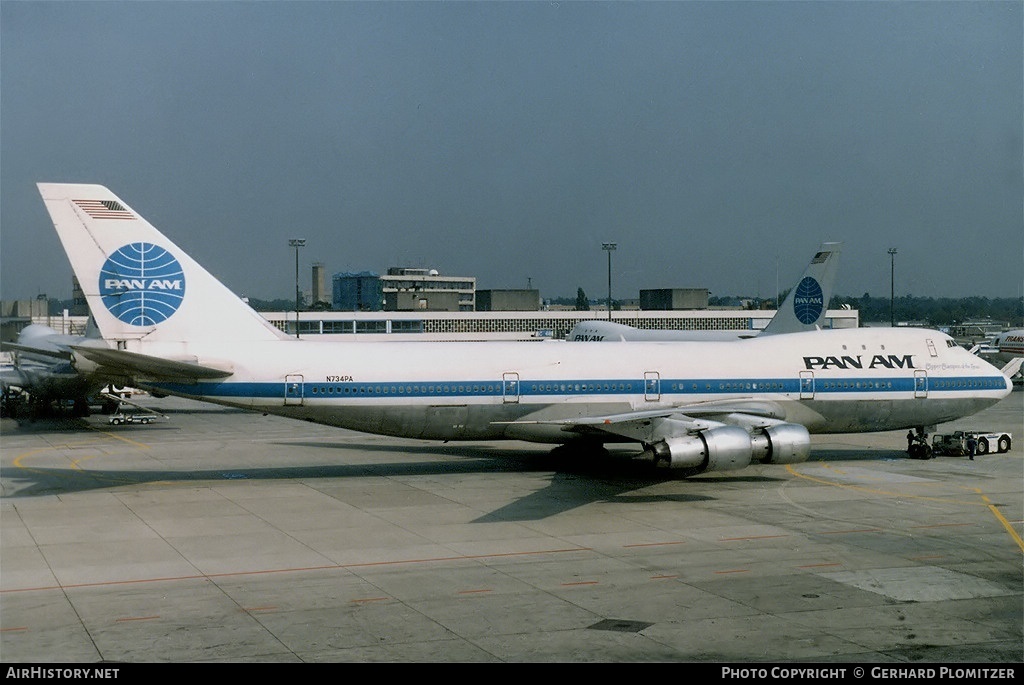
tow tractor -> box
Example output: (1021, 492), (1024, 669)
(931, 430), (1012, 457)
(103, 394), (168, 426)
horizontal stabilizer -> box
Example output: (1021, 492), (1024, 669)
(71, 346), (233, 382)
(0, 341), (73, 362)
(1001, 357), (1023, 378)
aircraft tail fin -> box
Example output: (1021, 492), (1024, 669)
(760, 242), (841, 336)
(37, 184), (289, 350)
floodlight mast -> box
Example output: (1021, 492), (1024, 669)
(289, 239), (306, 338)
(602, 242), (617, 321)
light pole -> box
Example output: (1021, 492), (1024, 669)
(289, 239), (306, 338)
(888, 247), (897, 327)
(602, 242), (617, 320)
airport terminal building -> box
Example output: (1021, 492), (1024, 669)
(264, 307), (859, 341)
(3, 300), (859, 343)
(274, 269), (860, 341)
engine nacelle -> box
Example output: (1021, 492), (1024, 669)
(749, 423), (811, 464)
(646, 425), (753, 472)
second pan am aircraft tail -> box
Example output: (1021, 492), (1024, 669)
(37, 183), (1012, 477)
(566, 242), (841, 342)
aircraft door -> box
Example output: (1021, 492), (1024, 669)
(644, 371), (661, 402)
(914, 370), (928, 398)
(503, 372), (520, 403)
(799, 371), (814, 399)
(285, 374), (304, 406)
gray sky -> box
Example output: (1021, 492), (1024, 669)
(2, 1), (1021, 304)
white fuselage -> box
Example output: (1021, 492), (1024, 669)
(142, 327), (1010, 443)
(989, 329), (1024, 364)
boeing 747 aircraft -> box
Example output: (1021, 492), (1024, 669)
(36, 184), (1012, 476)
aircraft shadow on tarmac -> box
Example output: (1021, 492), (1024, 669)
(0, 432), (798, 518)
(0, 434), (912, 521)
(2, 408), (917, 522)
(0, 462), (751, 521)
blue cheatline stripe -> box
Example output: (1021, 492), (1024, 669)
(148, 375), (1007, 401)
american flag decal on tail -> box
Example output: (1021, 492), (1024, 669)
(73, 199), (136, 220)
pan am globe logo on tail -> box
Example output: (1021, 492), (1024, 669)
(792, 276), (824, 325)
(99, 242), (185, 326)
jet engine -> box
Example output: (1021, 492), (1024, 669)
(644, 425), (753, 472)
(641, 422), (812, 474)
(749, 423), (811, 464)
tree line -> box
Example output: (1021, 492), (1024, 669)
(535, 290), (1023, 327)
(827, 293), (1022, 327)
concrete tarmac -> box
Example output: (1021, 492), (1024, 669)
(2, 389), (1021, 663)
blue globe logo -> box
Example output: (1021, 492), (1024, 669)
(792, 276), (824, 325)
(99, 243), (185, 326)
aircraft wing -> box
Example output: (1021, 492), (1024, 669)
(498, 398), (789, 442)
(70, 346), (233, 383)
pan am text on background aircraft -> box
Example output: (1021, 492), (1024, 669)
(36, 183), (1012, 477)
(566, 242), (841, 342)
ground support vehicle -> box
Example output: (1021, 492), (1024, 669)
(108, 411), (157, 426)
(931, 430), (1012, 456)
(105, 398), (167, 427)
